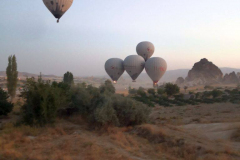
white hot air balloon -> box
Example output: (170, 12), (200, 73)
(43, 0), (74, 23)
(124, 55), (145, 82)
(105, 58), (125, 83)
(145, 57), (167, 86)
(136, 41), (155, 61)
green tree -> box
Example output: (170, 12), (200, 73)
(63, 71), (74, 85)
(6, 55), (18, 99)
(99, 80), (115, 94)
(147, 88), (156, 96)
(0, 88), (14, 116)
(164, 83), (180, 97)
(211, 89), (223, 98)
(21, 78), (68, 126)
(157, 88), (164, 95)
(128, 87), (137, 95)
(137, 87), (146, 97)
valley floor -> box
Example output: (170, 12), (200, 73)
(1, 103), (240, 160)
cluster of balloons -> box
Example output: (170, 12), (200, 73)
(43, 0), (74, 23)
(105, 42), (167, 86)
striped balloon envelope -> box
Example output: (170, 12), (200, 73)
(43, 0), (74, 23)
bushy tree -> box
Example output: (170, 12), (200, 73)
(0, 88), (14, 116)
(92, 95), (150, 127)
(21, 78), (68, 126)
(164, 83), (180, 97)
(137, 87), (146, 97)
(6, 55), (18, 99)
(63, 71), (74, 85)
(157, 88), (164, 95)
(128, 87), (137, 95)
(211, 89), (223, 98)
(99, 80), (115, 94)
(147, 88), (156, 96)
(70, 83), (150, 127)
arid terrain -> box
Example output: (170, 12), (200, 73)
(1, 101), (240, 160)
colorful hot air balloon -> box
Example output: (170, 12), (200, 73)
(136, 41), (155, 61)
(145, 57), (167, 86)
(105, 58), (125, 83)
(43, 0), (74, 23)
(123, 55), (145, 82)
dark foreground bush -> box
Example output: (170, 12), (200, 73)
(71, 84), (150, 127)
(20, 78), (68, 126)
(0, 88), (14, 116)
(20, 78), (150, 128)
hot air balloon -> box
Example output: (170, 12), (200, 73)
(124, 55), (145, 82)
(43, 0), (74, 23)
(145, 57), (167, 86)
(136, 41), (155, 61)
(105, 58), (125, 83)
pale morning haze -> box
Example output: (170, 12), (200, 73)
(1, 0), (240, 76)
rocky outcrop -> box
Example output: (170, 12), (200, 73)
(237, 72), (240, 79)
(222, 72), (239, 84)
(175, 77), (185, 86)
(185, 58), (223, 86)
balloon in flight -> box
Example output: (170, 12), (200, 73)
(136, 41), (155, 61)
(43, 0), (74, 23)
(145, 57), (167, 86)
(105, 58), (125, 83)
(123, 55), (145, 82)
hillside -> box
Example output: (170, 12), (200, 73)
(0, 67), (239, 84)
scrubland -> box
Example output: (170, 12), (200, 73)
(1, 101), (240, 160)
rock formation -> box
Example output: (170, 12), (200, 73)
(175, 77), (185, 86)
(237, 72), (240, 79)
(222, 72), (239, 84)
(185, 58), (223, 86)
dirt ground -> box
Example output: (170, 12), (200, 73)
(1, 103), (240, 160)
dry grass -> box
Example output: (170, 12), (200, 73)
(0, 122), (131, 160)
(231, 128), (240, 142)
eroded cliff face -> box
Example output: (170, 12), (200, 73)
(185, 58), (223, 86)
(222, 72), (239, 84)
(175, 77), (185, 86)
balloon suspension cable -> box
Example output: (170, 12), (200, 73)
(132, 80), (136, 82)
(57, 19), (59, 23)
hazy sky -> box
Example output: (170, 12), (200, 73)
(1, 0), (240, 76)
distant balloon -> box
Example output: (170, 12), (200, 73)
(43, 0), (74, 23)
(105, 58), (125, 83)
(124, 55), (145, 82)
(145, 57), (167, 86)
(136, 41), (155, 61)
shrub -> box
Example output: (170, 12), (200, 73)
(164, 83), (180, 97)
(157, 88), (164, 95)
(147, 88), (156, 96)
(0, 88), (14, 116)
(137, 87), (146, 97)
(20, 78), (68, 126)
(128, 87), (137, 95)
(99, 80), (115, 94)
(89, 94), (150, 127)
(70, 81), (150, 127)
(211, 89), (223, 98)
